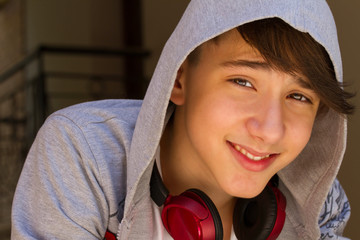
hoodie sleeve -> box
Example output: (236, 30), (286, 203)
(318, 179), (351, 240)
(11, 114), (109, 239)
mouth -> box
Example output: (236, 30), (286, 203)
(227, 141), (278, 171)
(233, 144), (271, 161)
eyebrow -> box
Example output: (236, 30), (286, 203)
(220, 59), (314, 90)
(294, 76), (313, 90)
(220, 59), (272, 70)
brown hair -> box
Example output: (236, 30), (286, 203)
(188, 18), (355, 115)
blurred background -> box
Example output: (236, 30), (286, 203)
(0, 0), (358, 239)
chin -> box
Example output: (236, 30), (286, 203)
(223, 175), (270, 198)
(237, 189), (265, 199)
(226, 180), (268, 199)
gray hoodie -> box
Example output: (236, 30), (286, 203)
(12, 0), (350, 239)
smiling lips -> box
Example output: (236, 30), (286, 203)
(227, 141), (280, 172)
(233, 144), (271, 161)
(227, 141), (278, 171)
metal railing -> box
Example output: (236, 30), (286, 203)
(0, 45), (150, 149)
(0, 47), (150, 238)
(0, 45), (146, 239)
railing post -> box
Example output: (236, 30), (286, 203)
(37, 47), (47, 130)
(122, 0), (146, 99)
(32, 47), (47, 135)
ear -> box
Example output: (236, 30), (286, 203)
(170, 62), (187, 105)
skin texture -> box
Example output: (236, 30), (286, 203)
(160, 29), (320, 239)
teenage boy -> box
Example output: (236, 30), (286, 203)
(12, 0), (353, 239)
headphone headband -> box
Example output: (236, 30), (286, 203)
(150, 163), (169, 206)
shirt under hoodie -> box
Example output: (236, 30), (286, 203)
(11, 0), (351, 239)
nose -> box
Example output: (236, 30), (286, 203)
(246, 99), (285, 144)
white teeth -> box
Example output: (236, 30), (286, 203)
(253, 156), (262, 161)
(234, 145), (270, 161)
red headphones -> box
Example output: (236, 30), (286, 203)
(150, 163), (286, 240)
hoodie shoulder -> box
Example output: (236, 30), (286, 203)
(52, 99), (142, 127)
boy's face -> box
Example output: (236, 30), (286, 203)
(170, 29), (320, 198)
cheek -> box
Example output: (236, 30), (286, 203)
(186, 89), (229, 123)
(184, 92), (233, 148)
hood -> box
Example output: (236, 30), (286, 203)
(126, 0), (346, 238)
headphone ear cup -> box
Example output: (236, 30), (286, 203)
(161, 189), (223, 240)
(233, 184), (286, 240)
(187, 189), (223, 240)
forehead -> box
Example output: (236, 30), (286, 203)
(196, 29), (313, 89)
(203, 29), (263, 61)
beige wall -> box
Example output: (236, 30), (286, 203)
(26, 0), (125, 113)
(327, 1), (360, 238)
(26, 0), (123, 50)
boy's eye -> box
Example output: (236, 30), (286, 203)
(288, 93), (312, 104)
(232, 78), (253, 88)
